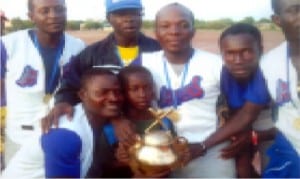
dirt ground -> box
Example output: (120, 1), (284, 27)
(68, 29), (285, 54)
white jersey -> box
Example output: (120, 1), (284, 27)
(261, 42), (300, 154)
(1, 29), (85, 144)
(1, 104), (93, 178)
(140, 49), (222, 143)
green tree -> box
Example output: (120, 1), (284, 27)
(240, 16), (255, 24)
(66, 20), (82, 30)
(7, 18), (34, 32)
(83, 20), (103, 30)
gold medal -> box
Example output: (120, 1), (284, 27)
(43, 94), (52, 104)
(293, 118), (300, 131)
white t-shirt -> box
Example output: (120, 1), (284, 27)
(1, 29), (85, 144)
(261, 42), (300, 154)
(140, 49), (222, 143)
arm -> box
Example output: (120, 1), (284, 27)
(0, 40), (7, 170)
(41, 128), (82, 178)
(41, 52), (88, 132)
(55, 55), (84, 105)
(204, 102), (264, 149)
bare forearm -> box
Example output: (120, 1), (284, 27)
(204, 102), (264, 149)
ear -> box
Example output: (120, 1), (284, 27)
(28, 11), (34, 21)
(271, 14), (281, 27)
(106, 13), (111, 23)
(78, 89), (86, 101)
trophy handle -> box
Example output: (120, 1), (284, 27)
(171, 136), (188, 170)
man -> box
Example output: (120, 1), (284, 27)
(0, 9), (8, 170)
(1, 69), (127, 178)
(45, 0), (161, 125)
(0, 0), (85, 165)
(260, 0), (300, 177)
(132, 3), (236, 177)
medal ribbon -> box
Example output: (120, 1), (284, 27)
(163, 50), (194, 109)
(33, 32), (64, 95)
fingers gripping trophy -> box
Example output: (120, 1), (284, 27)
(128, 107), (189, 176)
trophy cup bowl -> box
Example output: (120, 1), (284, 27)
(129, 131), (188, 176)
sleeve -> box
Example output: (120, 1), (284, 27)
(245, 68), (271, 105)
(41, 128), (82, 178)
(55, 54), (85, 105)
(0, 40), (7, 79)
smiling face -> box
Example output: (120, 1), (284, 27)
(220, 33), (262, 82)
(28, 0), (66, 35)
(272, 0), (300, 42)
(155, 4), (195, 54)
(79, 74), (123, 122)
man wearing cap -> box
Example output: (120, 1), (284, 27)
(44, 0), (161, 124)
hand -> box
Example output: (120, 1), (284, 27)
(111, 118), (138, 148)
(41, 102), (73, 133)
(221, 130), (252, 159)
(115, 142), (130, 164)
(188, 143), (206, 161)
(133, 167), (171, 178)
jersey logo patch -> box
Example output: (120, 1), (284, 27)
(275, 79), (291, 105)
(16, 65), (38, 87)
(159, 76), (204, 108)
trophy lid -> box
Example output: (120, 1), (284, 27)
(144, 131), (172, 146)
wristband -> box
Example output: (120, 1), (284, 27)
(251, 130), (258, 146)
(200, 142), (207, 155)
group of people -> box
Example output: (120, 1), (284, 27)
(0, 0), (299, 178)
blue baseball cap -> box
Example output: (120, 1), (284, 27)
(105, 0), (142, 13)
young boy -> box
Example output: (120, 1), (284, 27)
(115, 66), (187, 177)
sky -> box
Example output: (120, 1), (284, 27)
(0, 0), (273, 21)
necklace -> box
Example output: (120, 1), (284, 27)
(33, 31), (65, 104)
(163, 50), (194, 109)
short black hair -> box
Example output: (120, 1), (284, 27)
(118, 65), (154, 89)
(155, 3), (195, 26)
(271, 0), (280, 14)
(80, 68), (116, 89)
(219, 23), (263, 52)
(28, 0), (65, 12)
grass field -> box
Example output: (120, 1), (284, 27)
(67, 29), (285, 54)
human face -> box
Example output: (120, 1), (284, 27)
(155, 5), (195, 53)
(272, 0), (300, 42)
(220, 34), (262, 82)
(29, 0), (66, 34)
(125, 72), (154, 110)
(80, 75), (123, 120)
(107, 9), (142, 38)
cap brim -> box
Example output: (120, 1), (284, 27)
(108, 5), (142, 13)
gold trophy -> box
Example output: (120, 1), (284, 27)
(128, 108), (188, 176)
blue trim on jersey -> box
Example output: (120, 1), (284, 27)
(103, 123), (118, 146)
(41, 128), (82, 178)
(221, 67), (271, 109)
(129, 56), (142, 66)
(0, 40), (7, 79)
(263, 132), (300, 178)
